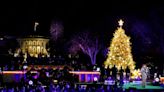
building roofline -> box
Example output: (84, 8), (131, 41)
(18, 35), (50, 39)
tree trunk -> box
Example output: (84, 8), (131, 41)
(90, 54), (97, 65)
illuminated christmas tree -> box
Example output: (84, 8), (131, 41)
(104, 19), (135, 72)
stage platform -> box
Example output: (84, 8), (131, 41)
(75, 82), (164, 91)
(123, 82), (164, 91)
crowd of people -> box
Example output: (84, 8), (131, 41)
(0, 83), (125, 92)
(0, 49), (163, 91)
(0, 64), (127, 92)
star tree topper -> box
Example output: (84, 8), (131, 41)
(118, 19), (124, 28)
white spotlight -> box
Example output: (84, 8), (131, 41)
(29, 80), (33, 85)
(155, 78), (160, 82)
(93, 77), (98, 82)
(96, 67), (100, 71)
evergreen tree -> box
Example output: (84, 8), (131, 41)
(104, 19), (135, 72)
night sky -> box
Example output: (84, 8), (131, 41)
(1, 1), (164, 66)
(0, 1), (160, 36)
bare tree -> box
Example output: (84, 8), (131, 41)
(69, 31), (101, 65)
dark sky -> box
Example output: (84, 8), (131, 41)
(0, 1), (161, 36)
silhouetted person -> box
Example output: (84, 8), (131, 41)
(111, 65), (117, 80)
(119, 66), (124, 86)
(106, 66), (111, 77)
(100, 64), (105, 81)
(125, 66), (130, 80)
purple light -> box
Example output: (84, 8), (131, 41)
(93, 77), (98, 81)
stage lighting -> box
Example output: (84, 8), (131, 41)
(28, 80), (33, 85)
(123, 80), (129, 84)
(53, 80), (58, 83)
(155, 77), (160, 82)
(93, 77), (98, 82)
(42, 85), (47, 88)
(66, 84), (70, 88)
(132, 80), (142, 84)
(23, 65), (28, 70)
(46, 72), (49, 77)
(104, 80), (114, 85)
(96, 67), (100, 71)
(153, 77), (160, 86)
(81, 85), (87, 89)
